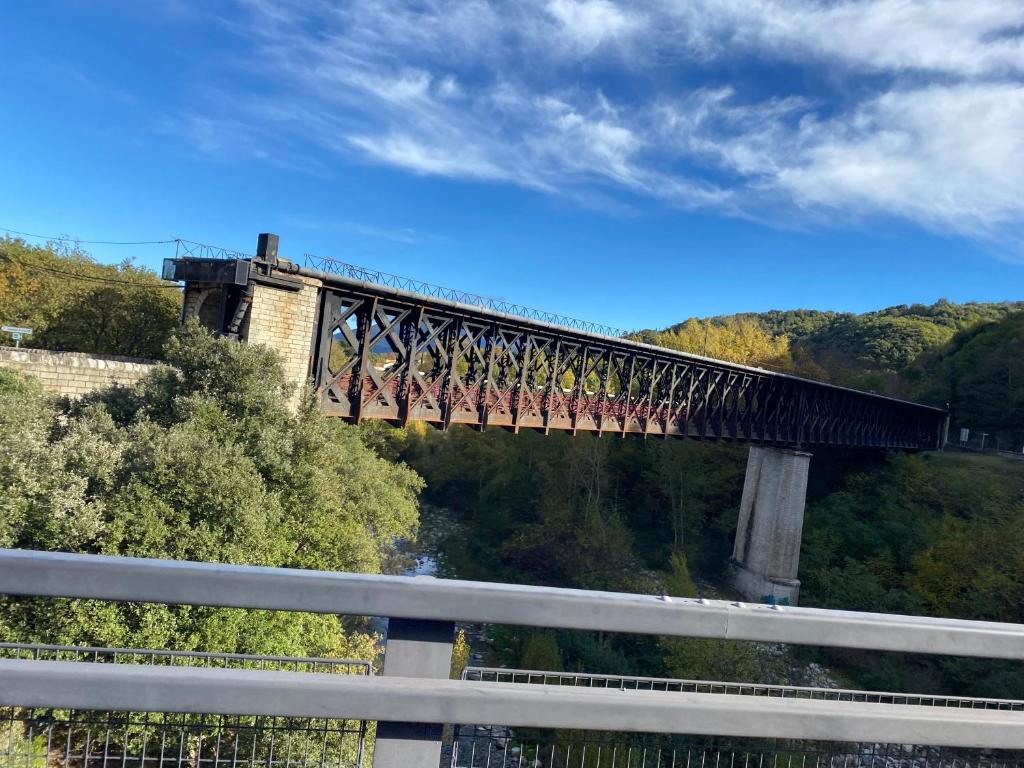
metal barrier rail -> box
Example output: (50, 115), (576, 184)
(4, 550), (1024, 765)
(303, 253), (631, 339)
(450, 726), (1024, 768)
(1, 706), (368, 768)
(0, 642), (372, 674)
(2, 549), (1023, 659)
(3, 661), (1024, 749)
(464, 667), (1024, 711)
(0, 645), (373, 768)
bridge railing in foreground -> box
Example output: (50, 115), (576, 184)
(462, 667), (1024, 710)
(1, 643), (371, 768)
(1, 549), (1024, 768)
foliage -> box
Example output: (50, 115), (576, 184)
(800, 451), (1024, 697)
(660, 553), (760, 682)
(641, 317), (794, 371)
(0, 322), (422, 660)
(913, 311), (1024, 441)
(519, 632), (564, 671)
(0, 237), (180, 358)
(404, 425), (749, 674)
(450, 628), (470, 679)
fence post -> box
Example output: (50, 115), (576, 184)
(372, 618), (455, 768)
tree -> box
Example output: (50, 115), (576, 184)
(0, 237), (180, 358)
(0, 322), (422, 659)
(649, 317), (793, 371)
(660, 553), (759, 681)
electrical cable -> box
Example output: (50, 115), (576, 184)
(0, 250), (181, 289)
(0, 226), (176, 246)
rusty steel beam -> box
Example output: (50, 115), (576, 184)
(304, 268), (945, 450)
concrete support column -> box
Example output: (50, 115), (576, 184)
(731, 446), (811, 606)
(372, 618), (455, 768)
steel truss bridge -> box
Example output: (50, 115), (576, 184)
(1, 549), (1023, 768)
(303, 263), (946, 450)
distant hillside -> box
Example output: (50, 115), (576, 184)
(645, 300), (1024, 446)
(706, 300), (1021, 371)
(914, 311), (1024, 442)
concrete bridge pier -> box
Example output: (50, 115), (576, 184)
(731, 446), (811, 606)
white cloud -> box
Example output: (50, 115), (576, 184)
(184, 0), (1024, 249)
(545, 0), (641, 54)
(347, 133), (508, 181)
(663, 0), (1024, 77)
(776, 83), (1024, 235)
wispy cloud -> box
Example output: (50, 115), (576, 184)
(282, 214), (420, 245)
(185, 0), (1024, 249)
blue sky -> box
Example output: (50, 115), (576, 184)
(2, 0), (1022, 332)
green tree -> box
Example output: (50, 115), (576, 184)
(649, 317), (794, 370)
(0, 322), (422, 659)
(660, 553), (759, 681)
(0, 237), (181, 358)
(519, 632), (564, 671)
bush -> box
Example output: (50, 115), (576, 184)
(0, 322), (423, 660)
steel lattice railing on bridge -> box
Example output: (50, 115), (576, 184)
(450, 668), (1024, 768)
(2, 549), (1024, 768)
(448, 727), (1024, 768)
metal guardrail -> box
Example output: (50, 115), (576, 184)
(2, 550), (1024, 763)
(2, 550), (1022, 659)
(0, 642), (372, 674)
(174, 238), (252, 262)
(0, 644), (372, 768)
(463, 668), (1024, 711)
(4, 661), (1024, 749)
(168, 243), (634, 339)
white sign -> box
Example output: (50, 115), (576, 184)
(1, 325), (32, 348)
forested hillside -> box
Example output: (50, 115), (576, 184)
(638, 300), (1024, 448)
(0, 237), (180, 358)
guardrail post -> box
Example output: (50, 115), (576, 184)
(372, 618), (455, 768)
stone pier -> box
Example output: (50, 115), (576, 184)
(176, 234), (322, 406)
(731, 446), (811, 606)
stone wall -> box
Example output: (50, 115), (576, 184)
(0, 346), (160, 398)
(240, 275), (322, 401)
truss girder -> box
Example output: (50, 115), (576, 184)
(312, 285), (945, 450)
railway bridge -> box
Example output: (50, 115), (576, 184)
(165, 233), (949, 606)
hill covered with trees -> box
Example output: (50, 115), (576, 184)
(0, 236), (180, 358)
(638, 300), (1024, 448)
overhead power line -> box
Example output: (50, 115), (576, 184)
(0, 250), (181, 289)
(0, 225), (176, 246)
